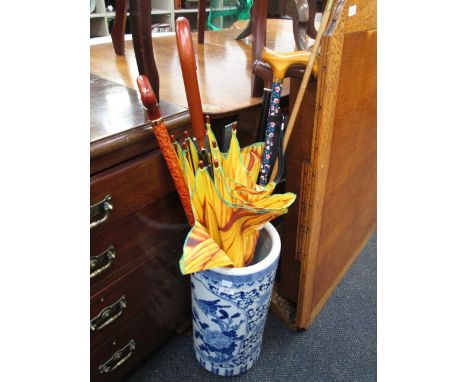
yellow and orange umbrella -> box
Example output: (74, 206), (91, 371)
(178, 123), (295, 273)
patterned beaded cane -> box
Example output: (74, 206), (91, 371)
(257, 48), (311, 186)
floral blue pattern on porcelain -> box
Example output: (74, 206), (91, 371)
(191, 256), (279, 376)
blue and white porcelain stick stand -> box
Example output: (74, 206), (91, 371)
(190, 223), (281, 377)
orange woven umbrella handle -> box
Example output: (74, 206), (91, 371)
(137, 75), (195, 226)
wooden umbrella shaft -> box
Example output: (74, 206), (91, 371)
(175, 17), (206, 151)
(269, 0), (335, 182)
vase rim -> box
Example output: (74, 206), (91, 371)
(208, 222), (281, 276)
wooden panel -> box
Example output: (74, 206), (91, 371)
(90, 227), (188, 349)
(90, 149), (179, 230)
(278, 76), (317, 303)
(344, 0), (377, 33)
(310, 28), (377, 311)
(90, 193), (189, 290)
(291, 0), (377, 328)
(296, 0), (348, 329)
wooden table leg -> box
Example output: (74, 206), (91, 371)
(251, 0), (268, 96)
(111, 0), (128, 55)
(290, 0), (309, 50)
(307, 0), (319, 39)
(235, 19), (252, 40)
(197, 0), (207, 44)
(129, 0), (160, 101)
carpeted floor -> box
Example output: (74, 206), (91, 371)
(125, 232), (377, 382)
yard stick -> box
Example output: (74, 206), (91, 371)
(269, 0), (335, 182)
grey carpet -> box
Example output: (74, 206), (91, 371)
(125, 232), (377, 382)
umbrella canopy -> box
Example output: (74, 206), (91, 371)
(176, 122), (295, 274)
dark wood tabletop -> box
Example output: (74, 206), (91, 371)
(91, 74), (187, 144)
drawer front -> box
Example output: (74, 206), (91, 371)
(91, 231), (189, 349)
(90, 149), (177, 232)
(90, 309), (177, 382)
(90, 192), (189, 288)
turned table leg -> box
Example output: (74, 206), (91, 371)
(129, 0), (160, 101)
(307, 0), (319, 39)
(111, 0), (128, 55)
(290, 0), (310, 50)
(251, 0), (268, 97)
(235, 19), (252, 40)
(197, 0), (207, 44)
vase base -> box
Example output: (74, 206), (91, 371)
(194, 347), (261, 376)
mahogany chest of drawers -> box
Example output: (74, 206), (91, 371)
(90, 75), (193, 381)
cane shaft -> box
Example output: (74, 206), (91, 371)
(258, 80), (283, 186)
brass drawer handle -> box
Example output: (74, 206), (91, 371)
(91, 295), (127, 331)
(98, 339), (136, 374)
(90, 246), (116, 279)
(90, 195), (113, 229)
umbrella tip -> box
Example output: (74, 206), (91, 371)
(232, 121), (237, 131)
(170, 134), (176, 143)
(212, 140), (217, 149)
(214, 159), (219, 168)
(205, 115), (211, 124)
(183, 130), (190, 139)
(181, 141), (187, 150)
(199, 160), (205, 169)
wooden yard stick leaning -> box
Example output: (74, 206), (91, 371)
(136, 75), (195, 226)
(269, 0), (335, 182)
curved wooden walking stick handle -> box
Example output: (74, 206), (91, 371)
(175, 17), (206, 150)
(262, 48), (311, 80)
(137, 75), (195, 226)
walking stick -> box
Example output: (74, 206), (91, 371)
(269, 0), (335, 182)
(252, 59), (310, 142)
(136, 75), (195, 226)
(257, 48), (311, 186)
